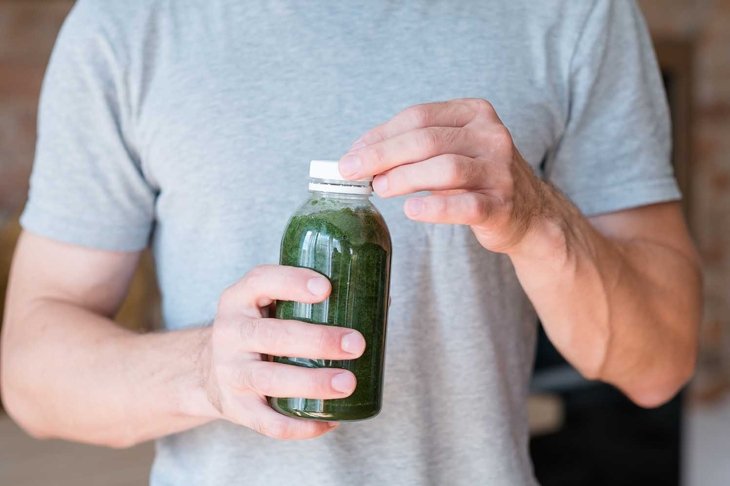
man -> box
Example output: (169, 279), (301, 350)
(1, 0), (701, 484)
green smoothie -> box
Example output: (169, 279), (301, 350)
(269, 165), (392, 421)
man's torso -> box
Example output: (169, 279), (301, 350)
(89, 1), (590, 484)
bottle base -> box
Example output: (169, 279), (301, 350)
(269, 397), (381, 422)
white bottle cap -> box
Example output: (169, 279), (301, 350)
(308, 160), (373, 195)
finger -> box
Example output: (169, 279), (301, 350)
(339, 126), (481, 180)
(236, 399), (338, 440)
(219, 265), (331, 317)
(231, 361), (357, 399)
(404, 192), (494, 226)
(351, 100), (478, 149)
(372, 154), (484, 197)
(238, 317), (366, 359)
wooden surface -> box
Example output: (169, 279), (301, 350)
(0, 416), (154, 486)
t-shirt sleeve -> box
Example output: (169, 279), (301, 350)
(544, 0), (681, 216)
(20, 1), (155, 252)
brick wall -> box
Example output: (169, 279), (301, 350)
(640, 0), (730, 395)
(0, 0), (73, 214)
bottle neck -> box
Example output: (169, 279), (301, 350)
(308, 190), (371, 201)
(308, 177), (372, 196)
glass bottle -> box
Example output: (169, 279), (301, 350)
(270, 160), (392, 421)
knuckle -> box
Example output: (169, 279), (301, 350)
(252, 420), (267, 436)
(443, 156), (465, 186)
(238, 318), (266, 345)
(431, 196), (447, 215)
(367, 144), (387, 167)
(240, 363), (273, 394)
(462, 160), (481, 186)
(303, 369), (333, 397)
(318, 372), (337, 395)
(421, 127), (443, 152)
(489, 126), (514, 155)
(268, 318), (299, 351)
(248, 318), (299, 354)
(218, 284), (238, 310)
(443, 127), (461, 146)
(363, 129), (382, 146)
(465, 194), (489, 221)
(387, 169), (409, 194)
(405, 105), (431, 127)
(242, 266), (268, 290)
(470, 98), (496, 117)
(314, 326), (337, 356)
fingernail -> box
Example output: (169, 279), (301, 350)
(306, 277), (330, 296)
(339, 155), (362, 178)
(331, 372), (356, 393)
(372, 176), (388, 195)
(350, 140), (367, 151)
(406, 198), (424, 217)
(341, 332), (365, 354)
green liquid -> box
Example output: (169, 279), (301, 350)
(270, 199), (392, 421)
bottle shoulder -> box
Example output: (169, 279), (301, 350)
(283, 195), (391, 251)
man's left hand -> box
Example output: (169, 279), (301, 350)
(339, 98), (549, 254)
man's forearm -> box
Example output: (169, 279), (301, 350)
(5, 232), (364, 444)
(508, 187), (702, 407)
(1, 300), (217, 448)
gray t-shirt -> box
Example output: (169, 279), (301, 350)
(22, 1), (679, 484)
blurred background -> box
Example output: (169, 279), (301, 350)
(0, 1), (729, 485)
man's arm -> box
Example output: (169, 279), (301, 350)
(510, 197), (701, 407)
(1, 232), (365, 447)
(1, 232), (216, 447)
(340, 99), (701, 407)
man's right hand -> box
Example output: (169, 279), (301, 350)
(201, 265), (366, 440)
